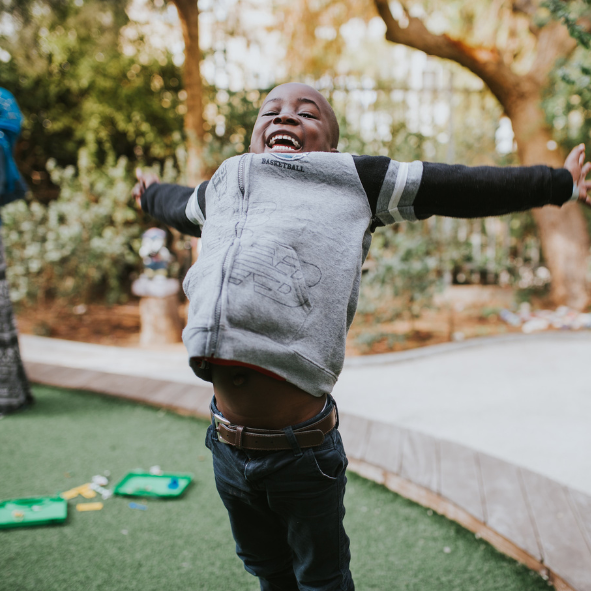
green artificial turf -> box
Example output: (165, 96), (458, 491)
(0, 386), (550, 591)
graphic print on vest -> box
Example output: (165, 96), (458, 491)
(211, 160), (228, 197)
(226, 239), (321, 345)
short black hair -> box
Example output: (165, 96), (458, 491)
(326, 101), (340, 149)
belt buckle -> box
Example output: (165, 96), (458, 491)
(213, 412), (232, 445)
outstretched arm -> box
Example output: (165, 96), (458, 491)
(132, 169), (204, 237)
(360, 146), (590, 228)
(413, 145), (589, 221)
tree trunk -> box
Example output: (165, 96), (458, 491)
(171, 0), (205, 185)
(508, 93), (589, 309)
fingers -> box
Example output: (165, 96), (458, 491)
(575, 160), (591, 203)
(136, 169), (160, 187)
(131, 181), (140, 198)
(133, 168), (148, 207)
(564, 145), (582, 181)
(131, 182), (143, 208)
(575, 178), (591, 206)
(567, 143), (585, 161)
(579, 179), (591, 200)
(133, 168), (160, 209)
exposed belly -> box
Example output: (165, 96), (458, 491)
(210, 364), (326, 430)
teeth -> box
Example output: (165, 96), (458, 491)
(268, 134), (301, 149)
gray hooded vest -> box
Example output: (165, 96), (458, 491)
(182, 151), (420, 396)
(141, 151), (574, 396)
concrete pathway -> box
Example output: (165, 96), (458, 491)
(19, 332), (591, 591)
(336, 331), (591, 496)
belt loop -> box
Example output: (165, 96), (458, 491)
(282, 426), (303, 457)
(235, 425), (244, 449)
(331, 396), (340, 429)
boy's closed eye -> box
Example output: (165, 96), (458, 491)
(262, 111), (318, 119)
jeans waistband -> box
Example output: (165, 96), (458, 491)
(210, 394), (338, 432)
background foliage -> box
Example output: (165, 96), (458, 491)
(1, 0), (589, 325)
(2, 153), (140, 304)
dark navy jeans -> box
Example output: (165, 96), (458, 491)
(206, 395), (354, 591)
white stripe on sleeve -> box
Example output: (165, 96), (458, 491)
(387, 162), (409, 217)
(185, 184), (205, 227)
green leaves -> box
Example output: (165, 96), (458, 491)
(359, 224), (443, 324)
(0, 0), (185, 198)
(2, 153), (143, 304)
(542, 0), (591, 49)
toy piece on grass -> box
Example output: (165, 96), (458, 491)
(80, 486), (97, 499)
(61, 484), (87, 500)
(114, 472), (193, 499)
(76, 502), (103, 512)
(0, 497), (67, 529)
(60, 483), (96, 500)
(129, 502), (148, 510)
(92, 475), (109, 487)
(90, 483), (113, 500)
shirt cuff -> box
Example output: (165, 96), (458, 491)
(570, 183), (580, 202)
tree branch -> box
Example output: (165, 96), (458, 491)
(529, 20), (578, 85)
(373, 0), (524, 109)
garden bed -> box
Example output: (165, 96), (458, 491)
(15, 296), (522, 354)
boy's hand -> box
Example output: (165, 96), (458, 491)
(132, 168), (160, 208)
(564, 144), (591, 206)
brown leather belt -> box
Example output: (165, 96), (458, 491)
(211, 406), (337, 451)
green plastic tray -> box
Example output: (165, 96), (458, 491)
(0, 496), (68, 529)
(113, 472), (193, 498)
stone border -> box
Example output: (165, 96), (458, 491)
(347, 458), (575, 591)
(337, 412), (591, 591)
(24, 361), (213, 418)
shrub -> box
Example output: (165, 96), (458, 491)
(358, 223), (443, 324)
(2, 151), (143, 305)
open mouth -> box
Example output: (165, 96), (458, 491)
(266, 133), (302, 152)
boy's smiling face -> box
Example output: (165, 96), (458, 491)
(249, 83), (339, 155)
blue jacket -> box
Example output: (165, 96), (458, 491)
(0, 88), (27, 222)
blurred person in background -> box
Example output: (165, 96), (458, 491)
(0, 88), (33, 414)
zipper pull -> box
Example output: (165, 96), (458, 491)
(238, 155), (246, 196)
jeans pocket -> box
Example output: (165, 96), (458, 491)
(205, 424), (214, 450)
(306, 444), (347, 482)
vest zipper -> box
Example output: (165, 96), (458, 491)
(211, 154), (248, 355)
(238, 155), (245, 195)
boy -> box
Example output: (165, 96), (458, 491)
(134, 82), (590, 591)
